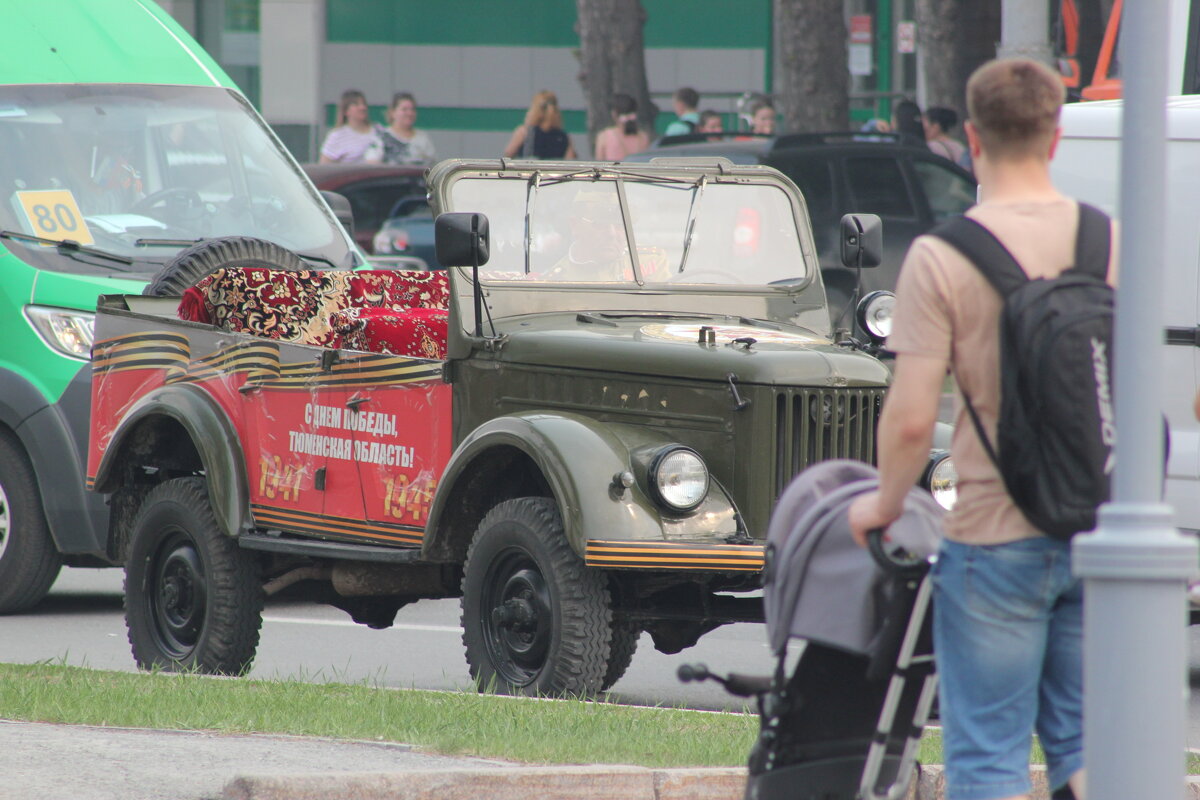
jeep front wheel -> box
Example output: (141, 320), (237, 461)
(124, 478), (263, 675)
(460, 497), (611, 696)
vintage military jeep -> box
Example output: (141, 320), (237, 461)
(87, 157), (953, 696)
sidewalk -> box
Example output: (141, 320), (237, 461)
(7, 719), (1200, 800)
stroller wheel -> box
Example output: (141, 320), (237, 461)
(461, 497), (612, 696)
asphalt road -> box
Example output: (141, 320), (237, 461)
(0, 567), (777, 713)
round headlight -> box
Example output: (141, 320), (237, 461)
(649, 448), (709, 512)
(855, 290), (895, 342)
(923, 452), (958, 510)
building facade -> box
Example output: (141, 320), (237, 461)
(157, 0), (918, 162)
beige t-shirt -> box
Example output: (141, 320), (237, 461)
(887, 198), (1118, 544)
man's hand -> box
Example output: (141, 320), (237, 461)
(848, 490), (903, 549)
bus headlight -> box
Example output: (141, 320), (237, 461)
(25, 306), (94, 360)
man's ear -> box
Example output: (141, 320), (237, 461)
(1047, 126), (1063, 161)
(964, 120), (983, 159)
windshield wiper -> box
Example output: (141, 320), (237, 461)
(0, 230), (133, 266)
(135, 238), (203, 247)
(677, 175), (707, 274)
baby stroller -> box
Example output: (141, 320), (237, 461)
(680, 460), (943, 800)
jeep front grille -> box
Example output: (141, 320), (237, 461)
(774, 387), (886, 496)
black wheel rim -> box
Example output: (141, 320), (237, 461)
(479, 546), (552, 687)
(144, 529), (207, 660)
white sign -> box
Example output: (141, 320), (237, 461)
(850, 44), (873, 76)
(897, 21), (917, 54)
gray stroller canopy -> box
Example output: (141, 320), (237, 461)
(763, 459), (944, 657)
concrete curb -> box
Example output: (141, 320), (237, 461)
(221, 766), (748, 800)
(222, 765), (1200, 800)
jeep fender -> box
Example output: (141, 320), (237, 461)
(92, 383), (250, 539)
(423, 411), (738, 560)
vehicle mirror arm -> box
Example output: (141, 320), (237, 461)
(471, 223), (484, 338)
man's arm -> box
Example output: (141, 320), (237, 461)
(848, 352), (946, 546)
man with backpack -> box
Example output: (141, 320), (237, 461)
(848, 58), (1117, 800)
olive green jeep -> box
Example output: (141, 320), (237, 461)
(89, 157), (953, 697)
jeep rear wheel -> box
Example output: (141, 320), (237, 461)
(460, 497), (611, 696)
(124, 478), (263, 674)
(0, 432), (62, 614)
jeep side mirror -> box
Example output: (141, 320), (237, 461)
(321, 191), (354, 239)
(840, 213), (882, 268)
(435, 212), (490, 269)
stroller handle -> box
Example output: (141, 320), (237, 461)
(677, 663), (772, 697)
(867, 528), (929, 577)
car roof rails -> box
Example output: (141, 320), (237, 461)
(656, 132), (774, 147)
(771, 131), (904, 149)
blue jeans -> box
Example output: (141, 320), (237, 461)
(932, 537), (1083, 800)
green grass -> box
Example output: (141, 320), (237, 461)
(0, 662), (756, 766)
(4, 662), (1199, 772)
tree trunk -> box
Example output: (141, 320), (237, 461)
(917, 0), (1001, 126)
(774, 0), (849, 133)
(575, 0), (656, 151)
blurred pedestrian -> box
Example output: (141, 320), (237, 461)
(504, 90), (577, 160)
(593, 93), (649, 161)
(698, 110), (724, 136)
(663, 87), (700, 135)
(924, 106), (970, 170)
(750, 99), (777, 135)
(368, 92), (436, 166)
(319, 89), (380, 164)
(891, 99), (926, 145)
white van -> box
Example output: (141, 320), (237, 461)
(1051, 97), (1200, 531)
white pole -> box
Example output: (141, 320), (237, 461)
(1072, 1), (1199, 798)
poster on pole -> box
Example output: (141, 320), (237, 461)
(897, 21), (917, 54)
(849, 14), (873, 76)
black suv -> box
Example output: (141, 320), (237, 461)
(627, 132), (977, 331)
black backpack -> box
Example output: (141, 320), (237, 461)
(931, 203), (1113, 540)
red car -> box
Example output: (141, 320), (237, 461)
(301, 163), (426, 254)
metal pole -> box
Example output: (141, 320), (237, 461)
(996, 0), (1054, 66)
(1072, 1), (1198, 799)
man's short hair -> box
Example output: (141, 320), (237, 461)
(966, 58), (1065, 159)
(674, 87), (699, 109)
(925, 106), (958, 133)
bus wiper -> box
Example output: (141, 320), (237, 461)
(0, 230), (133, 265)
(135, 238), (203, 247)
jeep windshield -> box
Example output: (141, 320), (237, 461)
(0, 84), (354, 275)
(447, 172), (810, 287)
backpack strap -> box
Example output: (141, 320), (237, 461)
(1072, 202), (1112, 280)
(929, 215), (1028, 298)
(928, 216), (1029, 476)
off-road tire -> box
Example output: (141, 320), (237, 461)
(601, 620), (640, 691)
(143, 236), (307, 297)
(460, 497), (611, 696)
(0, 431), (62, 614)
(124, 477), (263, 674)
